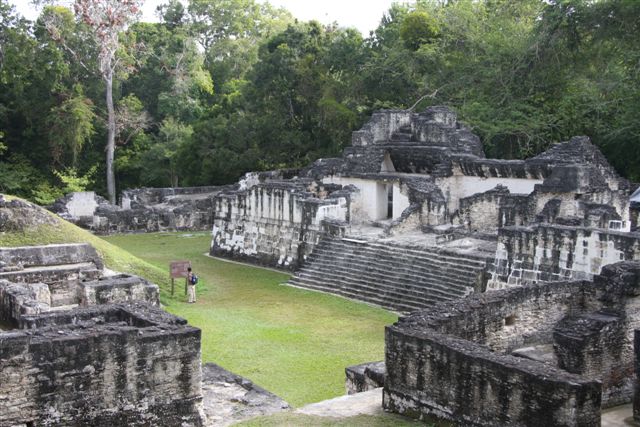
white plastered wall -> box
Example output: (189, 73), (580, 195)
(66, 192), (99, 218)
(323, 177), (408, 222)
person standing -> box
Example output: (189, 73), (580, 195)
(187, 267), (197, 303)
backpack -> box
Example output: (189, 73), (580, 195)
(190, 274), (198, 285)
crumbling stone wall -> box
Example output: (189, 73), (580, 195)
(488, 224), (640, 289)
(0, 244), (157, 313)
(351, 110), (413, 147)
(0, 242), (201, 425)
(345, 361), (385, 394)
(0, 242), (103, 271)
(51, 186), (230, 234)
(0, 303), (203, 426)
(453, 186), (512, 233)
(120, 186), (222, 208)
(384, 262), (640, 425)
(211, 182), (351, 269)
(79, 273), (159, 307)
(0, 280), (50, 324)
(554, 312), (630, 407)
(384, 329), (601, 426)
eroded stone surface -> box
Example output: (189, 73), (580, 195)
(0, 303), (204, 426)
(50, 186), (231, 234)
(200, 363), (289, 426)
(0, 241), (200, 426)
(384, 262), (640, 426)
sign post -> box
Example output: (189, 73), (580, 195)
(169, 260), (191, 296)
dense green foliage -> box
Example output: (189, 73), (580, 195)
(1, 0), (640, 203)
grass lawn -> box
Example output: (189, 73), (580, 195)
(234, 413), (430, 426)
(103, 232), (398, 407)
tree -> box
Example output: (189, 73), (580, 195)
(47, 84), (96, 168)
(144, 117), (192, 187)
(115, 94), (151, 146)
(400, 11), (439, 50)
(73, 0), (142, 204)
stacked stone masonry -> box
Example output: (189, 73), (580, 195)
(38, 102), (640, 423)
(0, 303), (203, 426)
(384, 262), (640, 426)
(50, 186), (230, 234)
(45, 106), (637, 312)
(0, 243), (204, 426)
(211, 180), (351, 269)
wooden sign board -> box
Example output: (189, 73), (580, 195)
(170, 260), (191, 278)
(170, 260), (191, 296)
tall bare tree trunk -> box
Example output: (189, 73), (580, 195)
(105, 68), (116, 205)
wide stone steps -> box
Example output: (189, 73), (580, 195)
(307, 249), (481, 283)
(309, 244), (484, 277)
(298, 264), (468, 299)
(295, 268), (461, 303)
(330, 238), (487, 268)
(288, 277), (425, 313)
(288, 237), (487, 313)
(311, 239), (487, 277)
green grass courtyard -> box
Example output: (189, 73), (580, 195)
(103, 232), (398, 407)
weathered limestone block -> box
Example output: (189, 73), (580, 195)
(351, 110), (413, 147)
(50, 191), (105, 221)
(0, 243), (103, 271)
(488, 225), (640, 290)
(79, 274), (159, 307)
(211, 182), (351, 269)
(345, 361), (385, 394)
(554, 312), (630, 407)
(384, 328), (601, 426)
(25, 282), (51, 305)
(0, 303), (204, 426)
(50, 186), (231, 234)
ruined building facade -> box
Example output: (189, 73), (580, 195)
(209, 106), (634, 311)
(384, 261), (640, 426)
(0, 239), (204, 426)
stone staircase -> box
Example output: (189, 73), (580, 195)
(288, 237), (488, 313)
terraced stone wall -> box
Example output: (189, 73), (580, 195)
(0, 304), (203, 426)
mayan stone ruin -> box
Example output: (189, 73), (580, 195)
(0, 197), (293, 426)
(11, 104), (640, 425)
(207, 105), (640, 424)
(51, 186), (229, 234)
(0, 241), (204, 426)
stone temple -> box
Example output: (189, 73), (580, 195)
(47, 105), (640, 424)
